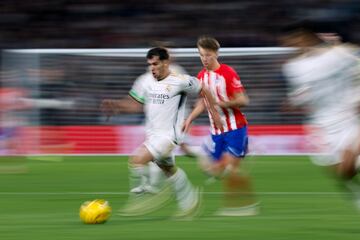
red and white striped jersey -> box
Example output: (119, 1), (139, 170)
(197, 64), (248, 135)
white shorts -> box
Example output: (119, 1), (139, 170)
(143, 135), (176, 167)
(309, 122), (360, 166)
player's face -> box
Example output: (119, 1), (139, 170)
(198, 47), (218, 70)
(148, 56), (170, 80)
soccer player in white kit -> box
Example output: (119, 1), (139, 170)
(128, 59), (202, 195)
(281, 22), (360, 209)
(101, 54), (201, 195)
(101, 47), (221, 217)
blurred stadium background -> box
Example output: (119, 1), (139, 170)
(2, 47), (310, 155)
(1, 1), (360, 240)
(4, 1), (359, 155)
(0, 0), (359, 48)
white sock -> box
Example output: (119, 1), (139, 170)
(168, 168), (196, 210)
(148, 161), (164, 190)
(129, 165), (145, 191)
(197, 151), (213, 176)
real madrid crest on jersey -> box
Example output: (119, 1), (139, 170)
(165, 84), (171, 92)
(231, 77), (242, 88)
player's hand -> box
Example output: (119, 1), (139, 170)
(217, 101), (228, 108)
(182, 118), (192, 133)
(100, 99), (119, 121)
(211, 109), (224, 132)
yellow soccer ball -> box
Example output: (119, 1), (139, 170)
(79, 199), (112, 224)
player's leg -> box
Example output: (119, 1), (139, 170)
(215, 127), (259, 216)
(119, 144), (157, 216)
(128, 144), (154, 195)
(337, 135), (360, 209)
(129, 133), (177, 195)
(122, 136), (182, 215)
(337, 147), (360, 179)
(176, 129), (198, 158)
(216, 153), (259, 216)
(130, 160), (165, 194)
(158, 161), (201, 219)
(120, 139), (173, 216)
(151, 139), (201, 219)
(179, 142), (196, 158)
(323, 125), (360, 210)
(197, 133), (225, 178)
(145, 161), (165, 193)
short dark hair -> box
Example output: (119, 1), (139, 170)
(146, 47), (169, 60)
(281, 21), (318, 35)
(197, 36), (220, 51)
(279, 21), (326, 44)
(282, 20), (350, 43)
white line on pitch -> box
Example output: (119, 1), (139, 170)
(0, 191), (351, 195)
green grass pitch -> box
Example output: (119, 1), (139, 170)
(0, 155), (359, 240)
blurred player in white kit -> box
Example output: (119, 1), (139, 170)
(101, 44), (199, 195)
(281, 22), (360, 209)
(101, 47), (221, 218)
(126, 60), (199, 195)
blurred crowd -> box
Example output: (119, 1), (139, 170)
(0, 50), (301, 126)
(0, 0), (359, 127)
(0, 0), (359, 48)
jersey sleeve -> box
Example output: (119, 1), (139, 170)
(225, 67), (245, 96)
(182, 75), (202, 95)
(129, 73), (147, 104)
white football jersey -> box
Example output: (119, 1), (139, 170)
(283, 44), (360, 165)
(283, 45), (360, 128)
(129, 72), (201, 143)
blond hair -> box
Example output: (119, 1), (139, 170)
(197, 36), (220, 51)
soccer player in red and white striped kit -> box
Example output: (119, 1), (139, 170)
(183, 36), (259, 216)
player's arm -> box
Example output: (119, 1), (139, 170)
(182, 99), (206, 133)
(200, 87), (223, 131)
(117, 95), (143, 113)
(217, 92), (249, 108)
(101, 72), (147, 120)
(183, 87), (223, 132)
(182, 76), (223, 132)
(100, 95), (143, 120)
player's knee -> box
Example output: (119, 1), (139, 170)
(337, 149), (359, 179)
(336, 162), (356, 180)
(129, 155), (147, 166)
